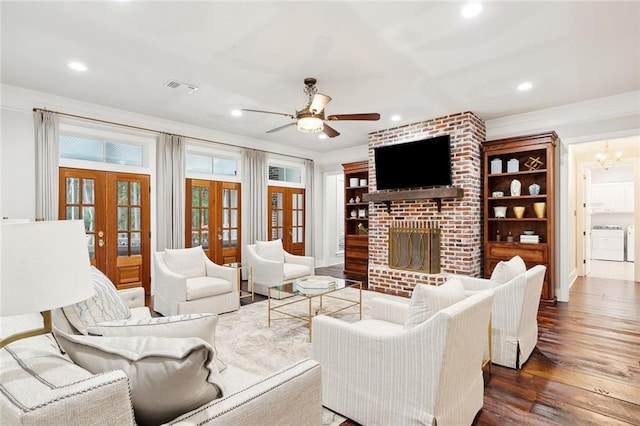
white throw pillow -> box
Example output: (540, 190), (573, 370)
(86, 313), (226, 372)
(404, 279), (466, 328)
(490, 255), (527, 285)
(54, 330), (225, 426)
(255, 239), (285, 262)
(63, 266), (131, 334)
(163, 246), (206, 278)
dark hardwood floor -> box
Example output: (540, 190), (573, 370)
(313, 266), (640, 425)
(194, 265), (639, 424)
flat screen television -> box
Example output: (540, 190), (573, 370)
(374, 135), (452, 190)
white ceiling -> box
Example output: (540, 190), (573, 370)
(2, 1), (639, 153)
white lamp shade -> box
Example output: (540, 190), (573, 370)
(309, 93), (331, 114)
(0, 220), (94, 316)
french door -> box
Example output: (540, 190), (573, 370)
(268, 186), (305, 255)
(186, 179), (241, 264)
(59, 168), (151, 295)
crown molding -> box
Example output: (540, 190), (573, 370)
(486, 90), (640, 141)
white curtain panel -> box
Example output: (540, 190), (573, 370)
(34, 110), (60, 221)
(304, 159), (314, 256)
(241, 149), (267, 267)
(156, 133), (185, 251)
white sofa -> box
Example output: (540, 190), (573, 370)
(451, 257), (546, 369)
(312, 281), (494, 426)
(0, 277), (323, 425)
(153, 246), (240, 316)
(245, 239), (314, 299)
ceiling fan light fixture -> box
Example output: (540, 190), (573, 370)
(297, 116), (324, 134)
(309, 93), (332, 115)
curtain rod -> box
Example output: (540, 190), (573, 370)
(32, 107), (312, 161)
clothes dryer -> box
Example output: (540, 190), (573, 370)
(627, 225), (635, 262)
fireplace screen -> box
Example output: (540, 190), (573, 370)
(388, 222), (441, 273)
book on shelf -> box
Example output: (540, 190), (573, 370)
(520, 235), (540, 244)
(295, 276), (337, 289)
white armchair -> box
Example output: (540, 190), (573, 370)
(452, 261), (546, 369)
(312, 288), (494, 426)
(153, 246), (239, 316)
(245, 239), (314, 299)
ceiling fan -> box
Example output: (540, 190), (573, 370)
(242, 77), (380, 138)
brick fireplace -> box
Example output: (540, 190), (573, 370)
(367, 112), (485, 297)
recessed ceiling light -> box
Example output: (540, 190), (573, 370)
(391, 115), (401, 122)
(319, 133), (328, 140)
(231, 109), (242, 117)
(461, 2), (482, 18)
(68, 61), (88, 72)
(517, 81), (533, 91)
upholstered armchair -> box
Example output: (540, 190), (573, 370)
(153, 246), (239, 316)
(245, 239), (314, 299)
(451, 257), (546, 369)
(312, 280), (494, 426)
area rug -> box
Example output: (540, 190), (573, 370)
(215, 288), (390, 426)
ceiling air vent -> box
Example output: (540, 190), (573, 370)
(165, 80), (182, 89)
(164, 79), (199, 94)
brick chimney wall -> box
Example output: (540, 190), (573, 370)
(367, 112), (485, 297)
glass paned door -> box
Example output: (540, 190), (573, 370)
(268, 186), (305, 255)
(270, 189), (285, 241)
(190, 185), (210, 250)
(106, 173), (150, 292)
(221, 184), (240, 251)
(60, 169), (105, 267)
(186, 179), (241, 264)
(59, 168), (150, 295)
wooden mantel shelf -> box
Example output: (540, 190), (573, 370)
(363, 187), (464, 212)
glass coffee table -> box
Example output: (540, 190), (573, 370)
(267, 276), (362, 341)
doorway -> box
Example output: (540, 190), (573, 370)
(572, 138), (637, 282)
(59, 167), (151, 294)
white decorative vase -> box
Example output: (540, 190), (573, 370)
(510, 179), (521, 196)
(490, 158), (503, 174)
(507, 159), (519, 173)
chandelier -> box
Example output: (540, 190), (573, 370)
(595, 141), (623, 170)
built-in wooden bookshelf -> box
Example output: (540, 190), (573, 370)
(482, 131), (558, 305)
(343, 161), (368, 283)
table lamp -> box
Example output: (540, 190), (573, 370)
(0, 220), (94, 348)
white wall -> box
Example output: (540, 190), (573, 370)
(1, 108), (35, 219)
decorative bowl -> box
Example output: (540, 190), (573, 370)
(524, 230), (535, 235)
(493, 206), (507, 218)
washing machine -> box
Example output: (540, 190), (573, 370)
(591, 225), (624, 261)
(627, 225), (635, 262)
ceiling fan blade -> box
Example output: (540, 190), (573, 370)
(322, 123), (340, 138)
(266, 122), (296, 134)
(327, 113), (381, 121)
(242, 108), (295, 119)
